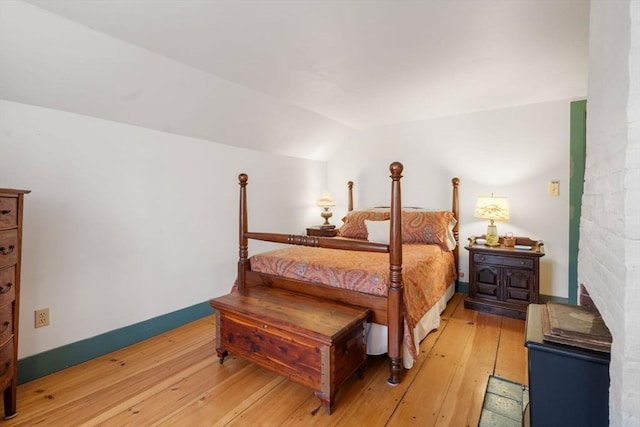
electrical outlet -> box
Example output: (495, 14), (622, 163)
(458, 271), (465, 278)
(35, 308), (50, 328)
(548, 181), (560, 197)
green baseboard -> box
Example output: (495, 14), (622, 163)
(456, 281), (469, 294)
(18, 301), (214, 384)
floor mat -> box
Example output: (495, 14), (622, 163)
(478, 375), (529, 427)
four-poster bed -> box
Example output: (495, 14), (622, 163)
(210, 162), (460, 411)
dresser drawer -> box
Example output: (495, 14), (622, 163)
(0, 197), (18, 229)
(0, 267), (16, 307)
(473, 253), (534, 269)
(0, 230), (18, 269)
(0, 339), (14, 392)
(0, 304), (13, 347)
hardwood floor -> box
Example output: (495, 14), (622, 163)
(3, 294), (527, 426)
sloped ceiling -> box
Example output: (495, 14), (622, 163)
(3, 0), (590, 159)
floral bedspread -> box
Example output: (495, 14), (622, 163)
(249, 244), (456, 360)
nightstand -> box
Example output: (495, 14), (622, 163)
(464, 235), (544, 319)
(306, 226), (338, 237)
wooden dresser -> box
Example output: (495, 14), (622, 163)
(0, 188), (29, 419)
(210, 286), (369, 414)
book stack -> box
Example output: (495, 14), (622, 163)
(541, 302), (612, 353)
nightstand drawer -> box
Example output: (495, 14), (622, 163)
(474, 253), (534, 269)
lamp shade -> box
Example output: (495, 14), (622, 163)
(474, 195), (510, 221)
(316, 191), (336, 208)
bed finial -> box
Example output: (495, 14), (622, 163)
(389, 161), (403, 178)
(239, 173), (248, 185)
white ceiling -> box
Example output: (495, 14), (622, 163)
(23, 0), (590, 130)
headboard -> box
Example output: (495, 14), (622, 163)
(344, 177), (460, 275)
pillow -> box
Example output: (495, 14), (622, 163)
(401, 211), (456, 250)
(445, 217), (458, 251)
(365, 219), (390, 244)
(339, 209), (457, 250)
(338, 210), (390, 240)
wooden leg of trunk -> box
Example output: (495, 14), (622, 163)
(216, 348), (228, 364)
(314, 391), (333, 415)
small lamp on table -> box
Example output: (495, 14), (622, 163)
(474, 194), (510, 246)
(316, 191), (337, 229)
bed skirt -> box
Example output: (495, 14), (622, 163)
(364, 282), (455, 369)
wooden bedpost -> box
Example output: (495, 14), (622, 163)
(347, 181), (354, 212)
(388, 161), (403, 385)
(451, 177), (460, 276)
(238, 173), (249, 293)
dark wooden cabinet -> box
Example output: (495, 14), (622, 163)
(465, 236), (544, 319)
(0, 188), (29, 420)
(525, 304), (610, 426)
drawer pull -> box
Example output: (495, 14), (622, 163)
(0, 246), (15, 256)
(261, 324), (268, 329)
(0, 283), (12, 294)
(0, 210), (11, 215)
(1, 321), (9, 333)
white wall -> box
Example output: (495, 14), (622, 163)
(0, 0), (353, 360)
(579, 1), (640, 425)
(328, 100), (573, 298)
(0, 100), (326, 359)
(0, 1), (352, 161)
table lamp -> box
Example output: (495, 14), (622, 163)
(474, 194), (510, 246)
(316, 191), (337, 228)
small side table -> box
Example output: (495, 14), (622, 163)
(465, 235), (544, 319)
(306, 226), (338, 237)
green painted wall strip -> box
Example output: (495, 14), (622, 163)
(569, 100), (587, 304)
(456, 280), (469, 294)
(18, 301), (214, 384)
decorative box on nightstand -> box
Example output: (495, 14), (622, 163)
(464, 235), (544, 319)
(306, 226), (338, 237)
